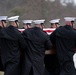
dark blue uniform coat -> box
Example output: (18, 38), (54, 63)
(22, 27), (52, 75)
(0, 25), (26, 75)
(50, 25), (76, 75)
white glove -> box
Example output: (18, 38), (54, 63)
(73, 53), (76, 69)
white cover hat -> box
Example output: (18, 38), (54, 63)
(33, 19), (45, 24)
(0, 16), (7, 20)
(49, 19), (60, 23)
(8, 16), (19, 21)
(22, 20), (33, 24)
(64, 17), (76, 21)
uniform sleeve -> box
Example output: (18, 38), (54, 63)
(74, 39), (76, 52)
(45, 35), (53, 50)
(22, 31), (27, 38)
(49, 30), (56, 45)
(18, 34), (27, 51)
(75, 39), (76, 47)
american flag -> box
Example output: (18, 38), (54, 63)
(43, 28), (56, 35)
(18, 28), (56, 35)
